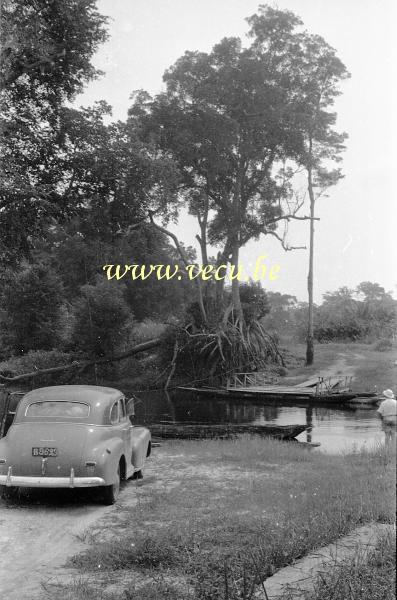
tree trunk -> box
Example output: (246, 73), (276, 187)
(197, 193), (209, 266)
(306, 157), (315, 366)
(164, 340), (178, 390)
(230, 236), (244, 322)
(215, 251), (225, 306)
(229, 162), (244, 323)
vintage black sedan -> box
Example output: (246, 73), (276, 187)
(0, 385), (151, 504)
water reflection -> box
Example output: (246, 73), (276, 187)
(132, 389), (386, 454)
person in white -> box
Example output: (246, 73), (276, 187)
(377, 389), (397, 423)
(377, 389), (396, 446)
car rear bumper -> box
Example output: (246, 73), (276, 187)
(0, 467), (106, 488)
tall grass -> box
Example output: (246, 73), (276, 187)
(279, 530), (396, 600)
(68, 438), (395, 600)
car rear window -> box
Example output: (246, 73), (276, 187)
(26, 401), (90, 418)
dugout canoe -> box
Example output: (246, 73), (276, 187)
(148, 422), (306, 440)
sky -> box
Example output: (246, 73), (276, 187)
(75, 0), (397, 303)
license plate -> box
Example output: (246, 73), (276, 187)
(32, 447), (58, 457)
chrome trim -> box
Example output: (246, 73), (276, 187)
(10, 422), (124, 428)
(6, 466), (12, 485)
(0, 473), (106, 488)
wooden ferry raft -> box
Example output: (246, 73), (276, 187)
(179, 373), (376, 403)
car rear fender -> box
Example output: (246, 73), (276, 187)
(131, 426), (151, 471)
(93, 438), (125, 485)
(0, 438), (8, 469)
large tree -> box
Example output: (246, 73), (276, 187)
(129, 6), (346, 328)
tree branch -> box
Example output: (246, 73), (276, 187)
(265, 230), (307, 252)
(148, 212), (208, 325)
(0, 338), (162, 384)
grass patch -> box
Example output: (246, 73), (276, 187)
(43, 577), (191, 600)
(68, 437), (395, 600)
(346, 345), (397, 392)
(280, 530), (396, 600)
(281, 341), (397, 392)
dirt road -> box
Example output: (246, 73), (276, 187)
(0, 486), (129, 599)
(0, 452), (182, 599)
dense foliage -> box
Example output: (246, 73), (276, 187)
(0, 0), (108, 263)
(1, 263), (64, 354)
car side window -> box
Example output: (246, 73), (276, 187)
(110, 401), (119, 424)
(119, 398), (126, 422)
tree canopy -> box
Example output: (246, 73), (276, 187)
(0, 0), (108, 262)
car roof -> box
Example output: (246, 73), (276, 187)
(22, 385), (123, 404)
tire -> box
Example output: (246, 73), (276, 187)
(102, 464), (121, 505)
(0, 485), (16, 500)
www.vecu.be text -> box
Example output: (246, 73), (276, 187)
(102, 255), (281, 282)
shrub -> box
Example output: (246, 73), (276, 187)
(0, 349), (75, 386)
(1, 263), (64, 354)
(70, 279), (131, 358)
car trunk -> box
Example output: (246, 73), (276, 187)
(6, 422), (89, 477)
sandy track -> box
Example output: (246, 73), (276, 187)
(0, 488), (118, 599)
(0, 452), (167, 600)
(314, 354), (357, 378)
(0, 451), (199, 599)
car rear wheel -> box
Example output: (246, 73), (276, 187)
(102, 464), (121, 505)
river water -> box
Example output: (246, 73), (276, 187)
(132, 389), (387, 454)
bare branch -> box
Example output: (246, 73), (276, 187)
(267, 214), (320, 225)
(265, 230), (307, 252)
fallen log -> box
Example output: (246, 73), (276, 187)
(0, 338), (162, 384)
(148, 423), (306, 440)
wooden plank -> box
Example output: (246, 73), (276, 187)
(294, 378), (319, 388)
(228, 386), (317, 395)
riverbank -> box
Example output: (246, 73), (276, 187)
(1, 340), (395, 396)
(46, 436), (395, 600)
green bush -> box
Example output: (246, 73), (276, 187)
(70, 279), (131, 358)
(1, 263), (64, 354)
(0, 349), (75, 386)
